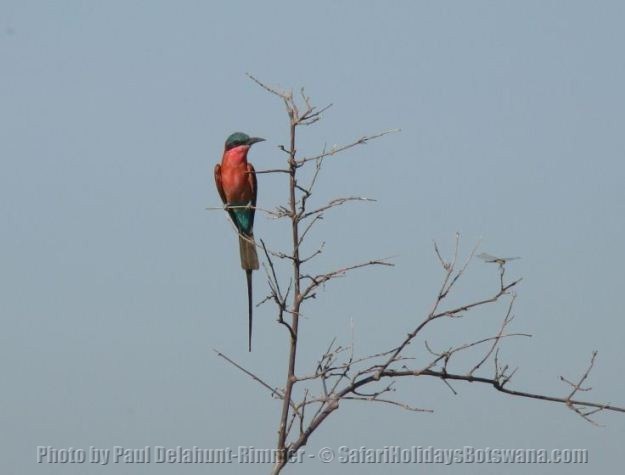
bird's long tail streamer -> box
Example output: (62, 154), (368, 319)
(239, 234), (258, 352)
(246, 269), (253, 352)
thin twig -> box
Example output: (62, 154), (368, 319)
(213, 349), (283, 399)
(298, 129), (400, 164)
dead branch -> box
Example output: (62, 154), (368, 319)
(220, 76), (625, 475)
(299, 196), (376, 221)
(301, 258), (394, 299)
(213, 349), (283, 399)
(298, 129), (400, 165)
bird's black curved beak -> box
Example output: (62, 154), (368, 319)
(247, 137), (265, 146)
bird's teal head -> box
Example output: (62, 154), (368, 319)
(225, 132), (265, 151)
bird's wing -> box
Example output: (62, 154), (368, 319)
(214, 164), (227, 205)
(247, 162), (257, 230)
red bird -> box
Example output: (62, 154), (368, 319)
(214, 132), (265, 351)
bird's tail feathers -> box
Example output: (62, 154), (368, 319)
(238, 233), (259, 270)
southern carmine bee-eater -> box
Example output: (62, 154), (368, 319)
(214, 132), (265, 351)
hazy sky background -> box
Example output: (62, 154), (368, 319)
(1, 1), (624, 473)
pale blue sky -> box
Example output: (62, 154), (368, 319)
(1, 1), (624, 474)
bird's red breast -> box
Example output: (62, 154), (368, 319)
(219, 145), (254, 203)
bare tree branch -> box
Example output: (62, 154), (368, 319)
(300, 196), (376, 221)
(298, 129), (400, 165)
(342, 396), (433, 413)
(213, 349), (283, 399)
(226, 75), (625, 475)
(301, 258), (394, 299)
